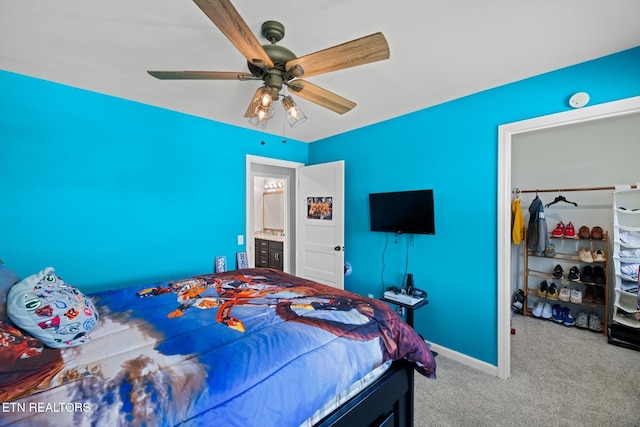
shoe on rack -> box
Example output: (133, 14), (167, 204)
(564, 222), (576, 238)
(562, 307), (575, 327)
(551, 304), (564, 323)
(537, 281), (549, 298)
(579, 247), (594, 263)
(593, 266), (606, 284)
(558, 286), (571, 302)
(552, 265), (564, 279)
(551, 222), (566, 237)
(542, 302), (553, 320)
(544, 243), (556, 258)
(588, 313), (602, 331)
(578, 226), (591, 239)
(568, 266), (581, 282)
(575, 311), (589, 329)
(593, 249), (606, 262)
(583, 285), (596, 303)
(581, 265), (594, 283)
(594, 286), (606, 304)
(547, 283), (559, 300)
(532, 300), (544, 318)
(570, 289), (583, 304)
(512, 289), (525, 313)
(591, 226), (604, 240)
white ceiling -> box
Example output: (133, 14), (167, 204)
(2, 0), (639, 142)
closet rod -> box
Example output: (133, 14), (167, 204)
(515, 184), (637, 194)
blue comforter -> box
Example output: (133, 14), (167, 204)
(2, 268), (436, 427)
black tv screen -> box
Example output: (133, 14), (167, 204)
(369, 189), (435, 235)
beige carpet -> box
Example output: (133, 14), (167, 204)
(414, 315), (640, 427)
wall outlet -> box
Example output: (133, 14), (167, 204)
(237, 235), (244, 245)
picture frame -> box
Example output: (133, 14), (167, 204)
(236, 252), (248, 269)
(215, 256), (227, 273)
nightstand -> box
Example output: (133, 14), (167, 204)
(380, 296), (429, 328)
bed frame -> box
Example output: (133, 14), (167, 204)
(317, 360), (415, 427)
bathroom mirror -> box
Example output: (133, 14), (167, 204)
(263, 191), (284, 231)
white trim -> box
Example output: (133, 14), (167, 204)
(246, 155), (304, 273)
(497, 96), (640, 380)
(429, 343), (498, 377)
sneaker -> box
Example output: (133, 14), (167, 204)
(583, 285), (596, 303)
(552, 265), (564, 279)
(562, 307), (575, 326)
(551, 222), (565, 237)
(593, 266), (605, 284)
(570, 289), (583, 304)
(558, 287), (571, 302)
(588, 313), (602, 331)
(547, 283), (559, 300)
(512, 289), (525, 313)
(578, 225), (591, 239)
(532, 300), (544, 318)
(579, 247), (594, 262)
(590, 226), (604, 239)
(537, 280), (549, 298)
(551, 304), (563, 323)
(568, 266), (581, 281)
(593, 249), (606, 262)
(544, 243), (556, 257)
(575, 311), (589, 328)
(581, 265), (594, 283)
(564, 222), (576, 238)
(542, 302), (553, 320)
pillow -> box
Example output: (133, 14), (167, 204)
(0, 264), (20, 325)
(7, 267), (99, 348)
(0, 321), (64, 401)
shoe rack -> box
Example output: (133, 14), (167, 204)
(610, 188), (640, 333)
(522, 229), (609, 334)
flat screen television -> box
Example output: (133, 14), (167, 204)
(369, 189), (435, 235)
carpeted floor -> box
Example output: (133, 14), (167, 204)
(414, 315), (640, 427)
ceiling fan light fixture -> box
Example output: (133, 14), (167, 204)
(282, 95), (307, 127)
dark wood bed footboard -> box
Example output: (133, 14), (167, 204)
(315, 360), (415, 427)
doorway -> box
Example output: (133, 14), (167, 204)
(497, 96), (640, 379)
(246, 155), (302, 274)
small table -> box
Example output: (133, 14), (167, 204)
(380, 296), (429, 328)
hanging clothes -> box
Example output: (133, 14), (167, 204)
(511, 197), (525, 245)
(526, 196), (549, 256)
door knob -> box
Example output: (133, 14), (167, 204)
(334, 246), (343, 251)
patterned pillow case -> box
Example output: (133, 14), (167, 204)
(7, 267), (99, 348)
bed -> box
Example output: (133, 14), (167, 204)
(1, 267), (436, 427)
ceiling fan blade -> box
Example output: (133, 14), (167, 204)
(285, 32), (389, 78)
(147, 71), (255, 80)
(288, 80), (356, 114)
(193, 0), (274, 68)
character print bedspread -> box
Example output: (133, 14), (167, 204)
(2, 268), (436, 427)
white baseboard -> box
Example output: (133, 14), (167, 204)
(427, 342), (498, 377)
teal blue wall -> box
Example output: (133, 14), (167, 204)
(1, 47), (638, 365)
(309, 47), (640, 364)
(0, 71), (308, 291)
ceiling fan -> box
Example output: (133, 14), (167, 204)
(147, 0), (390, 128)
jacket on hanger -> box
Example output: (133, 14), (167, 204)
(511, 198), (525, 245)
(526, 197), (549, 256)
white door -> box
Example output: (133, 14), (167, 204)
(296, 161), (345, 289)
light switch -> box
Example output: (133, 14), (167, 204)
(237, 235), (244, 245)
